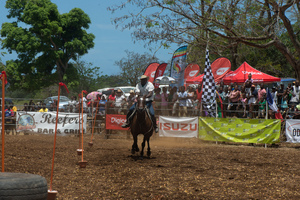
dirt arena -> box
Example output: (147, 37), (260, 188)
(2, 132), (300, 199)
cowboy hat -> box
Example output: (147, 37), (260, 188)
(140, 75), (148, 79)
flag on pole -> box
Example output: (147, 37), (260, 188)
(154, 63), (168, 88)
(170, 46), (188, 88)
(266, 88), (283, 119)
(201, 49), (216, 117)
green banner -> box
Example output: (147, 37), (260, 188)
(199, 118), (281, 144)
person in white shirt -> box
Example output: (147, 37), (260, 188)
(122, 75), (158, 132)
(114, 89), (126, 114)
(290, 80), (300, 105)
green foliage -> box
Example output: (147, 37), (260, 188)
(1, 0), (95, 91)
(115, 50), (159, 86)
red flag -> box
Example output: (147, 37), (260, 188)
(59, 82), (69, 93)
(0, 71), (7, 85)
(144, 63), (159, 83)
(154, 63), (168, 88)
(184, 63), (200, 83)
(211, 57), (231, 83)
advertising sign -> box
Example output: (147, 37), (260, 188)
(159, 116), (198, 138)
(106, 114), (129, 130)
(199, 117), (280, 144)
(286, 119), (300, 143)
(16, 112), (87, 136)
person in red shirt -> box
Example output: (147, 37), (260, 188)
(108, 90), (116, 113)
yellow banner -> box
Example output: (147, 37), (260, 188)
(199, 118), (281, 144)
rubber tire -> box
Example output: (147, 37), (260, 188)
(0, 172), (48, 200)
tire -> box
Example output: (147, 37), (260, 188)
(0, 172), (48, 200)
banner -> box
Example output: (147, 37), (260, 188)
(144, 63), (160, 83)
(154, 63), (168, 88)
(211, 57), (231, 83)
(106, 114), (129, 130)
(184, 63), (200, 84)
(16, 112), (87, 136)
(159, 116), (198, 138)
(170, 46), (188, 88)
(199, 117), (281, 144)
(286, 119), (300, 143)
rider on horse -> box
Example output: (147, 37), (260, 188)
(121, 75), (159, 133)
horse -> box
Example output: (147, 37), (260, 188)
(130, 97), (154, 158)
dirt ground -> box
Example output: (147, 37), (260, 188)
(2, 132), (300, 200)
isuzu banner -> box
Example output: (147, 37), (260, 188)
(159, 116), (198, 138)
(16, 112), (87, 136)
(286, 119), (300, 143)
(199, 118), (280, 144)
(106, 114), (129, 130)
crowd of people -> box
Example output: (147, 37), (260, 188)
(3, 73), (300, 121)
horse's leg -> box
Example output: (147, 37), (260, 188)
(146, 137), (151, 157)
(131, 134), (138, 154)
(140, 137), (146, 157)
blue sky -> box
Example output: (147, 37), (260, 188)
(0, 0), (178, 76)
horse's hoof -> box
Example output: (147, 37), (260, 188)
(136, 148), (139, 152)
(131, 149), (136, 154)
(147, 152), (151, 157)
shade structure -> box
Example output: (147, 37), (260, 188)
(222, 62), (281, 84)
(186, 74), (204, 85)
(154, 76), (176, 85)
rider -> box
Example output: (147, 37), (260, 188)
(121, 75), (159, 133)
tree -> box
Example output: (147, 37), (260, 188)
(1, 0), (95, 91)
(114, 50), (159, 86)
(109, 0), (300, 78)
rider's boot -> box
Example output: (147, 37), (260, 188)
(121, 118), (130, 128)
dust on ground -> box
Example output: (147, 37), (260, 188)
(2, 132), (300, 199)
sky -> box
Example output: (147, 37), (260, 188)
(0, 0), (178, 76)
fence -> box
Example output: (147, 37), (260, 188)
(0, 98), (297, 141)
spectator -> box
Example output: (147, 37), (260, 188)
(4, 105), (14, 123)
(177, 86), (187, 117)
(258, 95), (266, 118)
(29, 100), (36, 111)
(68, 96), (78, 113)
(160, 87), (169, 116)
(271, 87), (278, 105)
(78, 93), (88, 113)
(186, 86), (195, 116)
(277, 83), (285, 109)
(98, 95), (107, 116)
(228, 85), (240, 117)
(114, 89), (126, 114)
(281, 89), (289, 112)
(126, 90), (137, 110)
(39, 103), (48, 112)
(153, 88), (162, 115)
(22, 103), (30, 112)
(107, 90), (116, 113)
(247, 85), (258, 118)
(257, 83), (266, 102)
(171, 86), (179, 116)
(244, 73), (253, 94)
(290, 80), (300, 106)
(240, 92), (248, 118)
(195, 84), (203, 116)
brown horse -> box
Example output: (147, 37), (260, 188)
(130, 97), (154, 158)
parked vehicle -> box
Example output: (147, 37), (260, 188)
(44, 96), (71, 111)
(97, 88), (115, 96)
(114, 86), (135, 97)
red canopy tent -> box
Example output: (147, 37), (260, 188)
(186, 74), (204, 85)
(222, 62), (281, 84)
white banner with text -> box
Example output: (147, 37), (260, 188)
(159, 116), (198, 138)
(286, 119), (300, 143)
(16, 112), (87, 136)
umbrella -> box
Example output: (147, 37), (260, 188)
(86, 91), (102, 100)
(154, 76), (176, 85)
